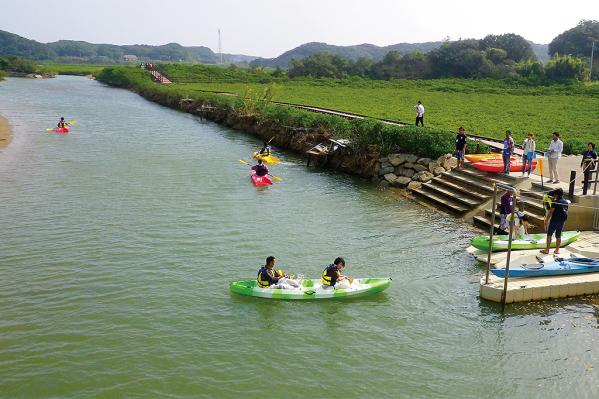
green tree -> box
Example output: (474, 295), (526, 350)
(480, 33), (536, 62)
(549, 20), (599, 57)
(545, 54), (588, 82)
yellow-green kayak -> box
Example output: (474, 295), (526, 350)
(253, 151), (281, 164)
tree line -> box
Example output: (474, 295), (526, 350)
(287, 22), (599, 82)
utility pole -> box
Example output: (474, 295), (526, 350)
(218, 28), (223, 65)
(590, 41), (595, 82)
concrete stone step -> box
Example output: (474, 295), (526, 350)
(460, 167), (522, 186)
(473, 215), (507, 234)
(441, 172), (495, 194)
(420, 183), (481, 208)
(432, 177), (491, 201)
(412, 188), (469, 214)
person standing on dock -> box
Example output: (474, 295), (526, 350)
(521, 132), (536, 177)
(502, 130), (514, 174)
(541, 188), (569, 255)
(546, 132), (563, 183)
(455, 127), (467, 169)
(415, 101), (425, 126)
(581, 143), (597, 192)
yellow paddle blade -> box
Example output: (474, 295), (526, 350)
(271, 176), (283, 182)
(46, 128), (54, 131)
(239, 159), (250, 165)
(68, 120), (77, 125)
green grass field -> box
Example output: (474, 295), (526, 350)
(38, 64), (112, 76)
(165, 77), (599, 151)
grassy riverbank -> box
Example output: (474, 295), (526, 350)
(97, 67), (478, 161)
(0, 113), (11, 149)
(39, 64), (110, 76)
(156, 64), (599, 153)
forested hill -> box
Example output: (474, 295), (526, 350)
(251, 41), (550, 68)
(0, 30), (257, 64)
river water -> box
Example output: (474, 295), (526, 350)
(1, 76), (598, 398)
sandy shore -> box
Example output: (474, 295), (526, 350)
(0, 113), (11, 150)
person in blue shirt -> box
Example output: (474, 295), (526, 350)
(581, 142), (597, 192)
(502, 129), (514, 174)
(259, 141), (272, 156)
(541, 188), (569, 255)
(257, 256), (299, 289)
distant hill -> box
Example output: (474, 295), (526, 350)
(529, 42), (550, 63)
(251, 40), (551, 68)
(0, 30), (258, 64)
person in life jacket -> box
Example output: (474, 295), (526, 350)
(257, 256), (299, 289)
(57, 117), (68, 128)
(259, 141), (272, 156)
(321, 257), (348, 288)
(543, 190), (557, 222)
(251, 159), (269, 177)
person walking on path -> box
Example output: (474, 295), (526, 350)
(540, 188), (569, 255)
(521, 132), (536, 177)
(581, 142), (597, 192)
(546, 132), (563, 183)
(455, 127), (467, 169)
(502, 130), (514, 174)
(415, 101), (425, 126)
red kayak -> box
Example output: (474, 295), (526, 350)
(473, 159), (537, 173)
(55, 127), (69, 134)
(250, 170), (273, 186)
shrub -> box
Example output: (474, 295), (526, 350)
(563, 138), (588, 155)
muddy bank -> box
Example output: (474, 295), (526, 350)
(0, 114), (11, 150)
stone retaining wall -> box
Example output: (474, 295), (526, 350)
(373, 153), (458, 191)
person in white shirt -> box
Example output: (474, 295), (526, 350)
(415, 101), (425, 126)
(546, 131), (563, 183)
(521, 132), (536, 176)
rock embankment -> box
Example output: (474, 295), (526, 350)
(374, 153), (458, 191)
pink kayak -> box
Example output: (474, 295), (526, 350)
(250, 170), (273, 186)
(473, 159), (537, 173)
(55, 127), (69, 134)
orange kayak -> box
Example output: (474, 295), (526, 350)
(464, 153), (501, 162)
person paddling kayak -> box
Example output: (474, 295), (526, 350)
(321, 257), (349, 288)
(251, 159), (269, 177)
(57, 117), (69, 129)
(259, 141), (272, 156)
(257, 256), (299, 289)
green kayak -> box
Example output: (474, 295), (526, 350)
(230, 278), (391, 300)
(471, 231), (580, 251)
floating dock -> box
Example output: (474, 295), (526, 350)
(477, 231), (599, 303)
(480, 273), (599, 303)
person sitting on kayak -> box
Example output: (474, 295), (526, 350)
(57, 117), (68, 128)
(259, 141), (272, 156)
(251, 160), (269, 177)
(321, 257), (348, 288)
(257, 256), (299, 289)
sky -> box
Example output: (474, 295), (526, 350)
(1, 0), (598, 57)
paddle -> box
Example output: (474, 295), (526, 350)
(239, 159), (283, 181)
(46, 119), (77, 131)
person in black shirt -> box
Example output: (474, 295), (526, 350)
(257, 256), (299, 289)
(455, 127), (467, 169)
(541, 188), (569, 255)
(251, 159), (269, 177)
(581, 142), (597, 192)
(321, 257), (348, 288)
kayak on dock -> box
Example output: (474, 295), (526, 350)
(471, 231), (580, 251)
(491, 257), (599, 278)
(465, 153), (502, 163)
(253, 151), (281, 164)
(230, 278), (391, 300)
(472, 158), (537, 173)
(250, 169), (273, 186)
